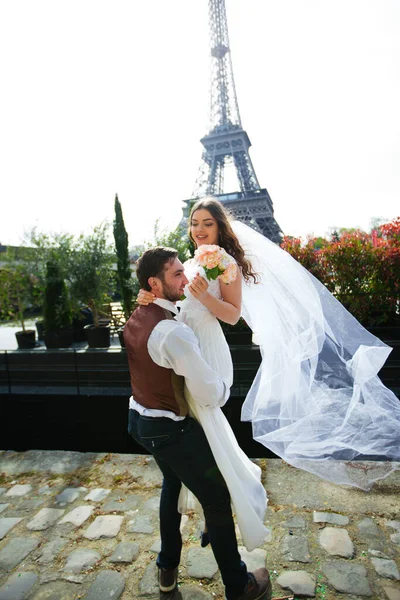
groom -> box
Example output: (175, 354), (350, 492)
(125, 246), (271, 600)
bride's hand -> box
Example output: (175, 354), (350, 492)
(137, 289), (156, 306)
(188, 274), (209, 301)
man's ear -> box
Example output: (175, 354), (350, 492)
(148, 276), (159, 291)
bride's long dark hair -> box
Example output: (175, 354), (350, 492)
(188, 197), (259, 283)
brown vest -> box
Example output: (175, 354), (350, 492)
(123, 303), (188, 416)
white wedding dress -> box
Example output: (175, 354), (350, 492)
(232, 221), (400, 491)
(173, 220), (400, 545)
(177, 258), (269, 552)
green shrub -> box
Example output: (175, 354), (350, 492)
(43, 260), (72, 332)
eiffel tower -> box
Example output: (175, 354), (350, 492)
(182, 0), (283, 242)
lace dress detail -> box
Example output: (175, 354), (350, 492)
(176, 256), (269, 551)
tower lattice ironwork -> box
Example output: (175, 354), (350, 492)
(182, 0), (283, 242)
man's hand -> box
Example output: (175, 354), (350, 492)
(188, 274), (209, 301)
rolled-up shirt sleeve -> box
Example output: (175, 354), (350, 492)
(148, 320), (230, 408)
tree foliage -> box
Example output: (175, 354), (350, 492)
(0, 247), (39, 330)
(146, 219), (192, 264)
(69, 224), (116, 328)
(43, 260), (72, 332)
(113, 194), (134, 320)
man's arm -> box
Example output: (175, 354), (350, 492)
(148, 321), (230, 408)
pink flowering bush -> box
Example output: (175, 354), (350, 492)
(281, 217), (400, 327)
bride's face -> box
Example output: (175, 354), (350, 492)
(190, 209), (219, 247)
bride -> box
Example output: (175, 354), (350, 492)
(138, 197), (400, 546)
(138, 197), (269, 551)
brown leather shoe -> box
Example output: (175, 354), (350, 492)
(234, 568), (272, 600)
(159, 567), (178, 593)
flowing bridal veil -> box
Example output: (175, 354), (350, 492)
(232, 220), (400, 490)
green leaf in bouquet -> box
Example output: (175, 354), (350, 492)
(206, 266), (220, 280)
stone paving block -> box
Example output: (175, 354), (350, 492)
(127, 514), (154, 534)
(84, 488), (111, 502)
(313, 511), (349, 525)
(391, 532), (400, 545)
(0, 537), (40, 571)
(61, 574), (85, 585)
(64, 548), (101, 573)
(143, 496), (160, 511)
(58, 505), (93, 527)
(0, 489), (5, 497)
(139, 562), (159, 596)
(18, 498), (46, 513)
(319, 527), (354, 558)
(238, 547), (267, 572)
(30, 579), (84, 599)
(383, 585), (400, 600)
(386, 521), (400, 532)
(0, 571), (38, 599)
(186, 547), (218, 579)
(0, 517), (23, 540)
(38, 485), (53, 496)
(180, 514), (189, 533)
(56, 487), (86, 504)
(4, 484), (32, 497)
(108, 541), (140, 563)
(27, 508), (65, 531)
(276, 570), (315, 597)
(369, 548), (391, 559)
(0, 505), (9, 515)
(84, 570), (125, 600)
(179, 587), (215, 599)
(149, 539), (161, 553)
(102, 494), (140, 512)
(357, 517), (380, 537)
(37, 538), (68, 564)
(83, 515), (124, 539)
(322, 560), (372, 596)
(370, 557), (400, 580)
(281, 534), (311, 562)
(281, 515), (306, 529)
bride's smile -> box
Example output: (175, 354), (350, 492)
(190, 208), (219, 246)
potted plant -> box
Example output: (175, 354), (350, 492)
(21, 228), (76, 345)
(0, 255), (38, 349)
(70, 224), (116, 348)
(43, 259), (73, 348)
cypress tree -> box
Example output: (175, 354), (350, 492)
(113, 194), (134, 319)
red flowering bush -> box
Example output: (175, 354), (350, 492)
(281, 218), (400, 327)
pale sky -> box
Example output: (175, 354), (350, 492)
(1, 0), (399, 247)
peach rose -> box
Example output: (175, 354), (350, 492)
(219, 262), (237, 284)
(195, 245), (223, 270)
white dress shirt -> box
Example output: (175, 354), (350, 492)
(129, 298), (230, 420)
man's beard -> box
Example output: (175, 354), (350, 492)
(161, 281), (181, 303)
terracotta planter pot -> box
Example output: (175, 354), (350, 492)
(15, 329), (36, 349)
(84, 325), (111, 348)
(44, 329), (74, 349)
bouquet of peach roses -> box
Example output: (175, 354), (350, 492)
(194, 245), (237, 284)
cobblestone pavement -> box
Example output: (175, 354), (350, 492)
(0, 450), (399, 600)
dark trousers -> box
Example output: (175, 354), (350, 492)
(128, 409), (248, 599)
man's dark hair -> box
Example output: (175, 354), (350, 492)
(136, 247), (178, 291)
